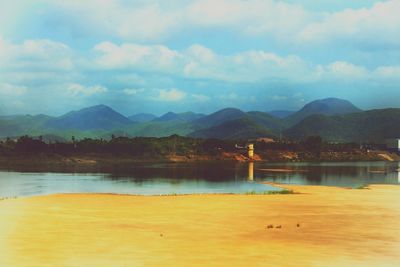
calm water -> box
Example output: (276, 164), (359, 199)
(0, 161), (399, 197)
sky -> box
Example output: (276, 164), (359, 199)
(0, 0), (399, 116)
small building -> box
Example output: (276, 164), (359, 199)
(386, 138), (400, 153)
(247, 143), (254, 159)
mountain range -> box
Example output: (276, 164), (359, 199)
(128, 113), (157, 122)
(1, 98), (400, 142)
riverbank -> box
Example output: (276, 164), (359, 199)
(1, 185), (399, 266)
(0, 149), (398, 171)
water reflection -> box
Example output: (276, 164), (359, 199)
(0, 161), (399, 197)
(248, 162), (254, 182)
(255, 161), (400, 187)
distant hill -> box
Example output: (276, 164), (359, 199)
(0, 114), (53, 137)
(286, 98), (361, 126)
(154, 112), (205, 122)
(192, 108), (246, 129)
(268, 110), (295, 118)
(46, 105), (133, 131)
(189, 111), (284, 140)
(189, 117), (274, 140)
(246, 112), (286, 134)
(3, 99), (398, 143)
(124, 121), (195, 138)
(128, 113), (157, 122)
(285, 108), (400, 142)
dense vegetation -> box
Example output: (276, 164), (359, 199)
(0, 135), (364, 159)
(0, 135), (237, 158)
(285, 109), (400, 142)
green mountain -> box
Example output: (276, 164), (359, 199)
(123, 120), (195, 138)
(0, 114), (53, 137)
(246, 111), (286, 134)
(46, 105), (133, 131)
(128, 113), (157, 122)
(268, 110), (295, 118)
(2, 99), (396, 142)
(192, 108), (246, 129)
(189, 117), (274, 140)
(188, 111), (284, 139)
(286, 98), (361, 126)
(285, 108), (400, 142)
(154, 112), (205, 122)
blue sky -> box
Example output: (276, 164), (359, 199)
(0, 0), (399, 116)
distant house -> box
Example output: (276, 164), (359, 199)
(256, 137), (275, 143)
(385, 139), (400, 153)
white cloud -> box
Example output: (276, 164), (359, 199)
(153, 88), (186, 102)
(94, 41), (182, 73)
(0, 83), (27, 96)
(1, 0), (398, 56)
(374, 66), (400, 78)
(67, 83), (108, 97)
(220, 93), (238, 100)
(311, 62), (400, 83)
(94, 42), (310, 83)
(49, 0), (309, 42)
(0, 36), (6, 58)
(123, 88), (145, 95)
(1, 37), (400, 99)
(43, 0), (400, 50)
(296, 0), (400, 46)
(185, 44), (216, 64)
(92, 41), (400, 84)
(185, 0), (310, 39)
(191, 94), (210, 102)
(0, 1), (399, 114)
(44, 1), (181, 42)
(1, 36), (399, 116)
(271, 95), (288, 101)
(0, 1), (41, 37)
(115, 4), (181, 41)
(315, 61), (368, 80)
(0, 38), (73, 71)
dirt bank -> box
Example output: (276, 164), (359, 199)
(0, 185), (399, 266)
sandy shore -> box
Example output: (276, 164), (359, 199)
(1, 185), (400, 267)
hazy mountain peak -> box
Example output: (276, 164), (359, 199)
(286, 98), (361, 125)
(193, 107), (246, 129)
(47, 104), (132, 130)
(308, 97), (358, 106)
(81, 104), (110, 112)
(217, 107), (244, 113)
(154, 111), (205, 122)
(284, 108), (400, 142)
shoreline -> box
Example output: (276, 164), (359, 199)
(1, 184), (399, 266)
(0, 154), (397, 170)
(0, 148), (398, 168)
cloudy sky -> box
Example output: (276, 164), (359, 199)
(0, 0), (399, 116)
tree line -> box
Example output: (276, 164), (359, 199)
(0, 135), (236, 157)
(0, 134), (372, 158)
